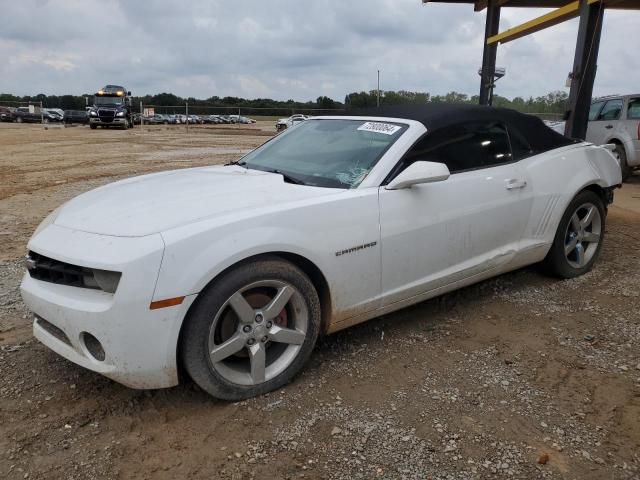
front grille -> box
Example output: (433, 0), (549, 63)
(27, 251), (99, 290)
(36, 316), (71, 346)
(98, 109), (115, 122)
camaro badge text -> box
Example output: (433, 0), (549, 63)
(335, 241), (377, 257)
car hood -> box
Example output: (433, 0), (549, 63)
(53, 166), (339, 237)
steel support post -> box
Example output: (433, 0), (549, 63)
(564, 0), (604, 139)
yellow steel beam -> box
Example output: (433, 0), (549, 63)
(487, 0), (600, 45)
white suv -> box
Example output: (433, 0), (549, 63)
(587, 95), (640, 181)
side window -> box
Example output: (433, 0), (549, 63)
(506, 126), (534, 160)
(400, 122), (513, 175)
(597, 99), (623, 121)
(627, 98), (640, 120)
(588, 101), (604, 121)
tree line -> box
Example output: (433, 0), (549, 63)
(344, 90), (569, 115)
(0, 89), (569, 115)
(0, 92), (343, 115)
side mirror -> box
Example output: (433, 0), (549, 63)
(386, 161), (450, 190)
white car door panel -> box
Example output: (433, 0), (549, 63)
(378, 162), (531, 307)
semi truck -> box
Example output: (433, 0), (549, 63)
(88, 85), (134, 129)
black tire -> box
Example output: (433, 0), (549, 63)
(543, 190), (606, 278)
(181, 257), (321, 400)
(90, 124), (97, 129)
(615, 144), (632, 182)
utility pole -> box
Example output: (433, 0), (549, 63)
(377, 70), (381, 108)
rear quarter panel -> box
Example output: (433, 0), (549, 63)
(521, 143), (621, 248)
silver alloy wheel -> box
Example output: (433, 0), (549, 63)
(207, 280), (308, 386)
(564, 202), (602, 269)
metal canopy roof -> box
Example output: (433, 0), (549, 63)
(423, 0), (640, 11)
(420, 0), (639, 140)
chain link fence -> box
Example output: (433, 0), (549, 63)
(1, 97), (566, 132)
(134, 103), (345, 131)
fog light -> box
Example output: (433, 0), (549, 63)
(82, 332), (105, 361)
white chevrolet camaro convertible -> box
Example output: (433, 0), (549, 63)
(21, 104), (621, 400)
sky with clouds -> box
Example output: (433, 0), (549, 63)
(1, 0), (638, 101)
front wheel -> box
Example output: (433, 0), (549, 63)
(543, 190), (605, 278)
(181, 258), (321, 400)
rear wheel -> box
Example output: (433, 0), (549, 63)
(614, 144), (631, 182)
(543, 190), (605, 278)
(90, 124), (97, 129)
(181, 258), (321, 400)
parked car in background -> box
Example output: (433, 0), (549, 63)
(148, 114), (170, 125)
(0, 106), (14, 122)
(543, 120), (565, 135)
(63, 110), (88, 125)
(45, 108), (65, 118)
(21, 104), (621, 401)
(203, 115), (224, 124)
(229, 115), (256, 124)
(276, 114), (308, 131)
(14, 107), (62, 123)
(586, 95), (640, 181)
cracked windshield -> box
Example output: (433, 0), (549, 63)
(241, 119), (407, 188)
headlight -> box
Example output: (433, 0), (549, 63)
(82, 269), (122, 294)
(89, 110), (97, 116)
(33, 206), (62, 237)
(92, 270), (121, 293)
(116, 111), (125, 117)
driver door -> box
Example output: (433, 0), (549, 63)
(378, 121), (532, 307)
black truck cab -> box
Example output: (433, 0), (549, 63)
(88, 85), (133, 129)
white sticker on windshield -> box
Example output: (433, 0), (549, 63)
(357, 122), (401, 135)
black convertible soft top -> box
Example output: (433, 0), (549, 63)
(353, 103), (575, 153)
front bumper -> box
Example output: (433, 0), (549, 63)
(89, 117), (127, 126)
(20, 224), (195, 389)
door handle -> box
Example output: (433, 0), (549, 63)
(506, 179), (527, 190)
(605, 124), (614, 129)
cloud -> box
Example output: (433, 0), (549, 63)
(0, 1), (637, 101)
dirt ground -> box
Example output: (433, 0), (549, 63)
(1, 123), (639, 480)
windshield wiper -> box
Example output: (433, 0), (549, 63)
(224, 160), (247, 168)
(267, 169), (306, 185)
